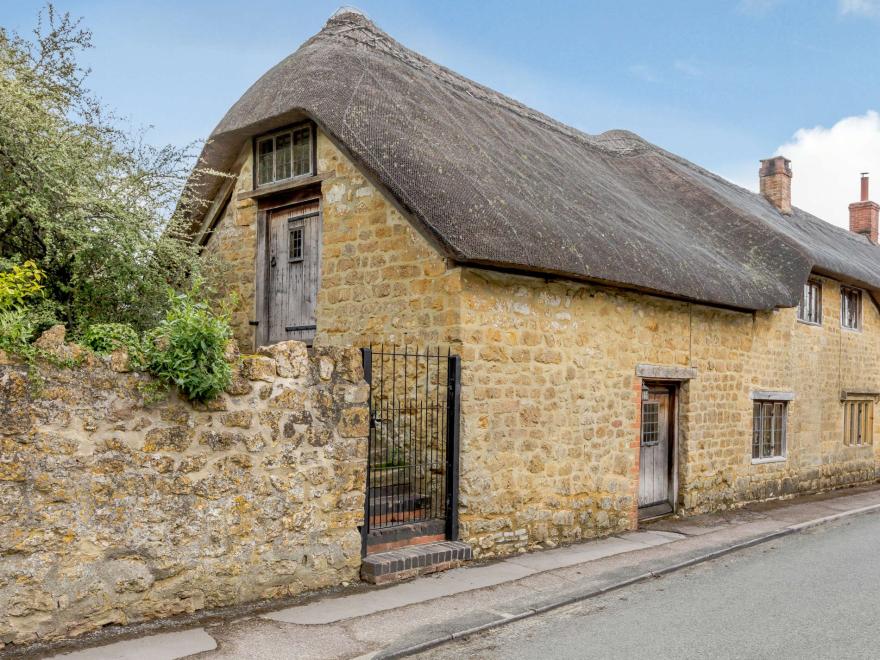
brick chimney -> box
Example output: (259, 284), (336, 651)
(759, 156), (792, 215)
(849, 173), (879, 244)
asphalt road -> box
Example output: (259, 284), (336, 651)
(422, 512), (880, 660)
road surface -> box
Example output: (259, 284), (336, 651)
(422, 512), (880, 660)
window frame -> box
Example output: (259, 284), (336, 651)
(288, 219), (304, 263)
(843, 398), (874, 447)
(797, 279), (822, 325)
(840, 286), (862, 331)
(752, 400), (788, 463)
(253, 121), (316, 188)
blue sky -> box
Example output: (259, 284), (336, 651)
(4, 0), (880, 226)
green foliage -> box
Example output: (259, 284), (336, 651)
(80, 322), (143, 359)
(0, 308), (38, 361)
(0, 259), (58, 361)
(144, 285), (233, 402)
(0, 6), (218, 333)
(0, 260), (44, 311)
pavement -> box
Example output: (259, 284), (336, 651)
(20, 483), (880, 660)
(421, 506), (880, 659)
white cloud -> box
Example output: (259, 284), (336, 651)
(839, 0), (880, 16)
(774, 111), (880, 228)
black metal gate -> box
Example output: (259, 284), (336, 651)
(361, 346), (461, 549)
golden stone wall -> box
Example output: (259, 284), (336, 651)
(0, 337), (368, 649)
(200, 143), (257, 349)
(313, 134), (461, 348)
(457, 270), (880, 557)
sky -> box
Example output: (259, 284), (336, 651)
(3, 0), (880, 228)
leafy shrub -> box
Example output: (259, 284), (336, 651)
(144, 286), (233, 402)
(0, 260), (58, 360)
(0, 260), (45, 311)
(81, 322), (143, 360)
(0, 309), (38, 361)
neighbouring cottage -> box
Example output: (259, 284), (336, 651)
(189, 12), (880, 566)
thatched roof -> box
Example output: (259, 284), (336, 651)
(188, 9), (880, 311)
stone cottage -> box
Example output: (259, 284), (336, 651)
(187, 10), (880, 565)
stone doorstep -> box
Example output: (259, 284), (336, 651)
(360, 541), (473, 585)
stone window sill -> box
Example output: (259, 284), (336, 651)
(751, 456), (786, 465)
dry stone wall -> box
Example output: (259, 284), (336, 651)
(0, 338), (368, 649)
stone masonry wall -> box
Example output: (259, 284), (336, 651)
(458, 269), (880, 558)
(313, 133), (462, 348)
(201, 131), (461, 351)
(0, 338), (368, 649)
(200, 143), (258, 348)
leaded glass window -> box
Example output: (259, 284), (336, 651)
(844, 399), (873, 446)
(752, 401), (787, 460)
(255, 124), (314, 186)
(797, 279), (821, 325)
(841, 287), (862, 330)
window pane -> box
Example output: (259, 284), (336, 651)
(773, 403), (784, 455)
(762, 403), (773, 458)
(275, 133), (292, 180)
(292, 128), (311, 176)
(752, 403), (761, 458)
(289, 226), (303, 261)
(257, 139), (274, 185)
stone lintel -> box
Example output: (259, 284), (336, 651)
(750, 390), (795, 401)
(635, 364), (698, 381)
(840, 390), (880, 401)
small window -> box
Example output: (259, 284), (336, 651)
(255, 124), (313, 186)
(289, 223), (304, 262)
(752, 401), (787, 460)
(640, 401), (660, 446)
(797, 279), (822, 325)
(841, 286), (862, 330)
(844, 399), (873, 446)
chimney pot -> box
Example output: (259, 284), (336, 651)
(759, 156), (792, 215)
(849, 173), (879, 244)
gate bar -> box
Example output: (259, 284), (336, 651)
(445, 354), (462, 541)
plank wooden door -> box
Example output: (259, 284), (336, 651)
(638, 385), (674, 512)
(266, 201), (321, 344)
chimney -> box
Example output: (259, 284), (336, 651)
(849, 173), (879, 244)
(759, 156), (792, 215)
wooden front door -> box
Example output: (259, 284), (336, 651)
(266, 201), (321, 344)
(638, 384), (676, 516)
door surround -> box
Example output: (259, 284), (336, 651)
(634, 364), (696, 522)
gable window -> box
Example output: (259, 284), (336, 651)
(256, 124), (313, 187)
(797, 279), (822, 325)
(752, 400), (787, 461)
(841, 286), (862, 330)
(843, 398), (873, 446)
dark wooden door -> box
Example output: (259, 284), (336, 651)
(638, 385), (674, 511)
(266, 201), (321, 344)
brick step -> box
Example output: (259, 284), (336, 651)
(361, 541), (473, 585)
